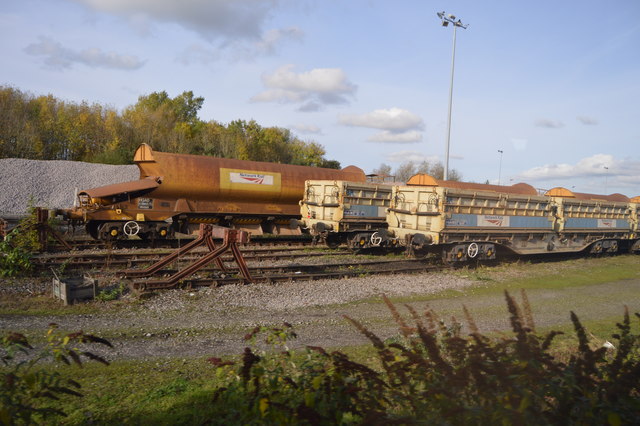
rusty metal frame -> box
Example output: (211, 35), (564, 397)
(125, 224), (253, 290)
(35, 208), (71, 251)
(0, 218), (7, 241)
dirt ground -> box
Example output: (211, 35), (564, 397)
(2, 257), (640, 361)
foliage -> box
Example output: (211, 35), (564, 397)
(0, 233), (33, 278)
(0, 324), (112, 425)
(95, 282), (127, 302)
(377, 160), (463, 182)
(0, 86), (341, 168)
(207, 292), (640, 424)
(0, 208), (40, 277)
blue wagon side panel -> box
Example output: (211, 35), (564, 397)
(445, 214), (551, 229)
(564, 218), (629, 229)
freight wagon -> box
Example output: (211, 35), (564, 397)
(299, 173), (640, 261)
(299, 180), (395, 250)
(65, 144), (366, 240)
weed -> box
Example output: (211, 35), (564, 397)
(95, 282), (127, 302)
(0, 324), (112, 424)
(206, 293), (640, 424)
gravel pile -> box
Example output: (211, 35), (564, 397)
(0, 158), (138, 216)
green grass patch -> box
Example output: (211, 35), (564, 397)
(0, 295), (137, 316)
(45, 358), (222, 425)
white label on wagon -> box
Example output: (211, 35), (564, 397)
(229, 172), (274, 185)
(478, 215), (509, 227)
(597, 219), (615, 228)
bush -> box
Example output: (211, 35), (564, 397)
(0, 324), (112, 424)
(207, 292), (640, 424)
(0, 208), (40, 277)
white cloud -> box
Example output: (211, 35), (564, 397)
(339, 108), (424, 131)
(255, 27), (303, 55)
(368, 130), (422, 143)
(24, 36), (144, 70)
(577, 115), (598, 125)
(338, 108), (425, 143)
(290, 123), (321, 134)
(386, 151), (439, 164)
(71, 0), (279, 41)
(251, 64), (357, 108)
(534, 119), (564, 129)
(519, 154), (622, 180)
(72, 0), (299, 60)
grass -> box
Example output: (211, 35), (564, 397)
(3, 254), (639, 423)
(0, 293), (141, 316)
(44, 358), (221, 424)
(37, 306), (638, 425)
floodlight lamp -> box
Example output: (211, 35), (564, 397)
(442, 21), (449, 27)
(437, 11), (445, 19)
(448, 14), (456, 20)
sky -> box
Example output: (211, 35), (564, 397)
(2, 0), (639, 196)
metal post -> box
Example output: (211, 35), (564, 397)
(604, 166), (609, 193)
(498, 150), (503, 185)
(437, 12), (467, 181)
(444, 25), (457, 181)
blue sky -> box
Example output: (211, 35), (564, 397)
(2, 0), (639, 196)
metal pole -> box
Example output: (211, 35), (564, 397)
(498, 149), (503, 185)
(437, 12), (467, 181)
(444, 24), (457, 181)
(604, 166), (609, 193)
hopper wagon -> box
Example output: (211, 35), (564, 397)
(65, 144), (366, 240)
(299, 179), (395, 250)
(299, 173), (640, 262)
(387, 174), (640, 261)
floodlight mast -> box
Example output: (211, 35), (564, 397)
(437, 11), (468, 181)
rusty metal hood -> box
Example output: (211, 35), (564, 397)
(78, 177), (160, 205)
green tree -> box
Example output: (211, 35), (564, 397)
(0, 85), (343, 168)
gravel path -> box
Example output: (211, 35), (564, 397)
(2, 267), (639, 361)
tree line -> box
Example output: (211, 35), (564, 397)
(372, 160), (462, 182)
(0, 86), (341, 168)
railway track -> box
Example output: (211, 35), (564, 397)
(45, 234), (315, 251)
(34, 246), (352, 272)
(33, 242), (446, 293)
(130, 258), (445, 291)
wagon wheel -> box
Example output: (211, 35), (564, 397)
(467, 242), (479, 259)
(370, 232), (383, 247)
(123, 221), (140, 237)
(325, 235), (341, 249)
(86, 221), (101, 239)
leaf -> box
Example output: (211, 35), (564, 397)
(82, 334), (114, 348)
(81, 351), (110, 366)
(259, 397), (269, 417)
(608, 412), (622, 426)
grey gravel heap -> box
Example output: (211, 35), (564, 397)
(0, 158), (138, 216)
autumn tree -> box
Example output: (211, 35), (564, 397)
(392, 160), (462, 182)
(0, 86), (342, 168)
